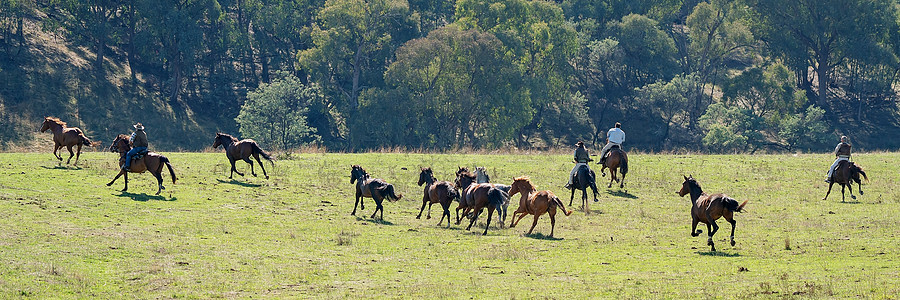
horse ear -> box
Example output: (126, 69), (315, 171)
(683, 175), (688, 180)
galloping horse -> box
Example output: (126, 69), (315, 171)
(107, 135), (177, 195)
(40, 117), (100, 166)
(599, 146), (628, 189)
(417, 167), (459, 227)
(455, 169), (506, 235)
(350, 165), (402, 220)
(508, 177), (572, 237)
(570, 164), (599, 213)
(823, 161), (869, 202)
(213, 133), (275, 179)
(474, 167), (511, 226)
(677, 175), (748, 252)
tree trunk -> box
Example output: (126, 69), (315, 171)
(816, 56), (829, 109)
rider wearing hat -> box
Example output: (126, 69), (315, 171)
(565, 141), (593, 190)
(124, 123), (148, 171)
(825, 136), (852, 183)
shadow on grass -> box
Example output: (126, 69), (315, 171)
(697, 251), (741, 257)
(115, 191), (177, 202)
(355, 216), (395, 225)
(525, 232), (564, 241)
(216, 179), (262, 187)
(606, 190), (638, 199)
(41, 165), (82, 170)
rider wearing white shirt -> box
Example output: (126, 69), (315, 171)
(600, 122), (624, 164)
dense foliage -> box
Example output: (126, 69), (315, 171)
(2, 0), (900, 151)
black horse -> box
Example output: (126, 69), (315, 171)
(350, 165), (402, 220)
(570, 165), (599, 213)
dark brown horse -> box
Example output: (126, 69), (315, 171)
(823, 161), (869, 202)
(40, 117), (100, 166)
(569, 164), (599, 214)
(508, 177), (572, 237)
(107, 134), (177, 195)
(677, 175), (748, 252)
(454, 169), (506, 235)
(417, 167), (460, 227)
(213, 133), (275, 179)
(350, 165), (402, 220)
(599, 146), (628, 189)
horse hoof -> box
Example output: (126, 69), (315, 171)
(426, 216), (431, 219)
(851, 196), (857, 200)
(106, 183), (112, 187)
(265, 176), (269, 180)
(731, 240), (736, 246)
(593, 199), (599, 203)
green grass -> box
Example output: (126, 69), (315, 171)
(1, 152), (899, 298)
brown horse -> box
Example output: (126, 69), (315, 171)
(40, 117), (100, 166)
(213, 133), (275, 179)
(454, 169), (506, 235)
(677, 175), (748, 252)
(417, 167), (460, 227)
(453, 167), (476, 224)
(350, 165), (402, 220)
(107, 134), (177, 195)
(823, 161), (869, 202)
(599, 146), (628, 189)
(508, 177), (572, 237)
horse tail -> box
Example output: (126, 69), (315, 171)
(551, 195), (573, 216)
(379, 184), (402, 202)
(251, 142), (275, 164)
(852, 163), (869, 183)
(76, 129), (100, 147)
(724, 197), (748, 213)
(160, 156), (177, 184)
(487, 187), (505, 209)
(620, 152), (628, 175)
(448, 185), (460, 202)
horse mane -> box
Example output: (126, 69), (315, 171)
(421, 167), (432, 172)
(217, 133), (239, 142)
(686, 177), (703, 194)
(44, 117), (66, 127)
(513, 176), (536, 190)
(459, 171), (476, 179)
(117, 134), (130, 141)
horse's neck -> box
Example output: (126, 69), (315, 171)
(221, 139), (235, 150)
(50, 123), (65, 135)
(476, 174), (489, 184)
(519, 188), (536, 202)
(689, 188), (705, 206)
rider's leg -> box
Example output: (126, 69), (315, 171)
(599, 143), (614, 163)
(825, 158), (843, 182)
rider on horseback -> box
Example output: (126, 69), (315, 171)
(565, 141), (593, 190)
(123, 123), (148, 171)
(599, 122), (625, 165)
(825, 136), (851, 183)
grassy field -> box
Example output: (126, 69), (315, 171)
(0, 151), (898, 298)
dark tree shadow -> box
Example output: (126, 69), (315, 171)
(115, 191), (176, 202)
(216, 179), (262, 187)
(697, 251), (741, 257)
(525, 232), (564, 241)
(606, 190), (638, 199)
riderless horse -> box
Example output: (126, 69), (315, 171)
(417, 167), (459, 227)
(40, 117), (100, 166)
(350, 165), (402, 220)
(213, 133), (275, 179)
(677, 175), (747, 252)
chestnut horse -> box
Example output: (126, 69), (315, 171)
(823, 161), (869, 202)
(474, 166), (511, 225)
(107, 134), (177, 195)
(417, 167), (460, 227)
(508, 177), (572, 237)
(454, 169), (506, 235)
(40, 117), (100, 166)
(350, 165), (402, 220)
(677, 175), (747, 252)
(599, 146), (628, 189)
(213, 133), (275, 179)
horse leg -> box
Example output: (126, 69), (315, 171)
(416, 196), (428, 219)
(848, 182), (856, 200)
(466, 208), (480, 231)
(581, 189), (588, 213)
(370, 197), (382, 219)
(243, 157), (256, 177)
(549, 209), (557, 237)
(107, 170), (125, 186)
(569, 187), (575, 206)
(690, 217), (700, 237)
(482, 207), (494, 235)
(74, 144), (82, 166)
(823, 182), (835, 200)
(707, 213), (719, 251)
(53, 144), (62, 161)
(619, 172), (626, 189)
(511, 211), (528, 228)
(439, 202), (451, 227)
(253, 153), (269, 179)
(600, 165), (607, 177)
(351, 192), (361, 216)
(65, 145), (74, 164)
(527, 214), (540, 235)
(427, 202), (435, 219)
(591, 181), (599, 202)
(607, 175), (614, 188)
(455, 205), (463, 225)
(122, 172), (129, 192)
(153, 170), (164, 195)
(727, 216), (737, 246)
(840, 184), (846, 202)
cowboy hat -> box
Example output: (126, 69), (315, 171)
(133, 123), (144, 130)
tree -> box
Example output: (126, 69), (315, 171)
(298, 0), (417, 148)
(355, 26), (530, 149)
(752, 0), (896, 109)
(606, 14), (679, 85)
(45, 0), (124, 73)
(634, 74), (698, 148)
(236, 72), (322, 149)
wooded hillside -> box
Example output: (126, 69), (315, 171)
(2, 0), (899, 151)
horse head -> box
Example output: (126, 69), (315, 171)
(508, 176), (535, 198)
(109, 134), (131, 153)
(418, 167), (433, 186)
(40, 118), (51, 132)
(475, 167), (490, 183)
(350, 165), (367, 184)
(678, 175), (700, 197)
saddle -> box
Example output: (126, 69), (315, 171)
(130, 149), (150, 161)
(572, 164), (595, 186)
